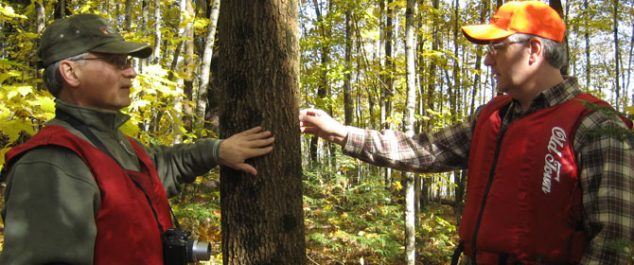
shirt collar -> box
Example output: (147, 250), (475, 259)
(53, 100), (131, 132)
(510, 76), (581, 116)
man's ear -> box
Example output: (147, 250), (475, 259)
(527, 38), (543, 65)
(58, 60), (81, 87)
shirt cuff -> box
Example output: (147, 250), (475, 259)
(211, 139), (223, 164)
(342, 126), (366, 155)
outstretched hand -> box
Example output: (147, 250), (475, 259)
(299, 108), (348, 145)
(219, 126), (275, 175)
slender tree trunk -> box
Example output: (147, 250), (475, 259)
(35, 2), (45, 33)
(217, 0), (305, 264)
(626, 17), (633, 95)
(54, 0), (66, 19)
(403, 1), (417, 264)
(152, 0), (162, 63)
(125, 0), (132, 30)
(383, 0), (394, 130)
(613, 0), (621, 109)
(195, 0), (221, 128)
(584, 0), (591, 90)
(35, 0), (45, 89)
(309, 0), (331, 167)
(427, 0), (440, 118)
(343, 9), (353, 126)
(142, 0), (149, 33)
(183, 0), (195, 100)
(382, 0), (394, 187)
(141, 0), (149, 70)
(549, 0), (567, 75)
(451, 0), (460, 121)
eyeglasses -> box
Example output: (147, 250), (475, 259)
(486, 40), (529, 55)
(73, 55), (133, 70)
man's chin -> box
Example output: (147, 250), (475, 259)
(496, 85), (508, 94)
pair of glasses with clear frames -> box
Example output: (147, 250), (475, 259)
(72, 55), (134, 70)
(486, 39), (530, 55)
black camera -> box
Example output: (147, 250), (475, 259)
(163, 228), (212, 265)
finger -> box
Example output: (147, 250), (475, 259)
(301, 127), (319, 135)
(236, 163), (258, 175)
(251, 130), (273, 140)
(248, 137), (275, 148)
(243, 146), (274, 158)
(300, 108), (321, 118)
(241, 146), (273, 160)
(239, 129), (272, 141)
(234, 126), (264, 137)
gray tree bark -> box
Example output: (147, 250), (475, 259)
(216, 0), (306, 264)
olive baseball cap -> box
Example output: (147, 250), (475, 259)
(461, 1), (566, 44)
(37, 14), (152, 68)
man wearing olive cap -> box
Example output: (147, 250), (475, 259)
(1, 14), (275, 264)
(299, 1), (633, 264)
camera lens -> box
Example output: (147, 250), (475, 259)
(187, 240), (212, 262)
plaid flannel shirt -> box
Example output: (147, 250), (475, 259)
(343, 77), (633, 264)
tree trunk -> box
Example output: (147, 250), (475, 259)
(549, 0), (568, 75)
(403, 1), (417, 264)
(612, 0), (621, 109)
(309, 0), (331, 167)
(382, 0), (394, 187)
(584, 0), (591, 90)
(125, 0), (132, 30)
(152, 0), (162, 63)
(195, 0), (220, 125)
(54, 0), (66, 19)
(343, 9), (353, 126)
(35, 0), (45, 89)
(451, 0), (460, 121)
(184, 0), (195, 130)
(141, 0), (149, 70)
(626, 15), (633, 95)
(216, 0), (305, 264)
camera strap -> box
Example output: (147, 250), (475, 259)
(55, 109), (182, 233)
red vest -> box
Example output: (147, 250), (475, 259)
(4, 125), (173, 265)
(460, 94), (610, 264)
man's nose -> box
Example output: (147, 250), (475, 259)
(483, 52), (494, 67)
(122, 66), (137, 78)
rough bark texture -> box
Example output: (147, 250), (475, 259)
(216, 0), (305, 264)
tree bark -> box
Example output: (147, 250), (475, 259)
(195, 0), (220, 124)
(584, 0), (591, 90)
(216, 0), (305, 264)
(183, 0), (195, 131)
(343, 9), (353, 126)
(382, 0), (394, 187)
(151, 0), (162, 63)
(309, 0), (331, 166)
(125, 0), (132, 30)
(403, 1), (417, 264)
(612, 0), (621, 109)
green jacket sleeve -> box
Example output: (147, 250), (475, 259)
(143, 139), (222, 197)
(0, 146), (99, 265)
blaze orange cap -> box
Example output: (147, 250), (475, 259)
(461, 1), (565, 44)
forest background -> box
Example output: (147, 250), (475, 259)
(0, 0), (633, 264)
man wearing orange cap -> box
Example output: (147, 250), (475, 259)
(299, 1), (633, 264)
(1, 14), (275, 264)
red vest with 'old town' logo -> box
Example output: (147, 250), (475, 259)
(460, 93), (616, 264)
(4, 125), (173, 265)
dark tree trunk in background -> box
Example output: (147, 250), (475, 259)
(216, 0), (306, 264)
